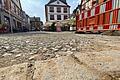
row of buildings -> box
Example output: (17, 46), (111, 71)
(0, 0), (43, 33)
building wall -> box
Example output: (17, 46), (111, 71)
(0, 1), (2, 9)
(30, 17), (43, 31)
(0, 0), (30, 33)
(0, 0), (2, 25)
(47, 6), (70, 21)
(45, 0), (70, 22)
(21, 11), (31, 31)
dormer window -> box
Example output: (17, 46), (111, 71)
(57, 1), (60, 4)
(57, 0), (60, 4)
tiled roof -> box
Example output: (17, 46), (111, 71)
(49, 0), (66, 4)
(46, 0), (70, 7)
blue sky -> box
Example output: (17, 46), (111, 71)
(21, 0), (81, 22)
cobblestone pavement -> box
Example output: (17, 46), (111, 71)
(0, 32), (120, 80)
(0, 32), (102, 68)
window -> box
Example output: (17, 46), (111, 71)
(79, 14), (82, 20)
(57, 1), (60, 4)
(57, 15), (61, 20)
(0, 0), (2, 4)
(100, 4), (106, 13)
(11, 2), (14, 12)
(14, 5), (16, 13)
(4, 16), (10, 25)
(91, 8), (95, 16)
(119, 0), (120, 8)
(118, 10), (120, 23)
(84, 12), (87, 18)
(64, 15), (68, 20)
(4, 0), (8, 10)
(13, 19), (16, 28)
(112, 0), (119, 9)
(64, 7), (68, 13)
(49, 7), (54, 12)
(16, 7), (18, 14)
(110, 11), (113, 24)
(57, 7), (61, 13)
(50, 15), (54, 20)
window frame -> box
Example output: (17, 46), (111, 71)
(57, 7), (61, 13)
(57, 15), (61, 20)
(64, 15), (68, 20)
(64, 7), (68, 13)
(49, 7), (54, 12)
(50, 15), (54, 20)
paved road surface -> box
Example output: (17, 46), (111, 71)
(0, 32), (120, 80)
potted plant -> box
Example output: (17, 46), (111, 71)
(2, 23), (9, 33)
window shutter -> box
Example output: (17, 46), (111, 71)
(118, 10), (120, 23)
(116, 0), (119, 9)
(110, 11), (113, 24)
(82, 12), (84, 19)
(112, 0), (116, 9)
(79, 14), (82, 20)
(84, 12), (87, 18)
(106, 1), (109, 11)
(100, 3), (106, 13)
(119, 0), (120, 8)
(95, 15), (99, 25)
(103, 3), (106, 13)
(91, 8), (95, 16)
(95, 6), (100, 14)
(99, 14), (104, 25)
(87, 10), (91, 17)
(109, 0), (112, 10)
(112, 10), (118, 23)
(106, 12), (110, 24)
(100, 4), (105, 13)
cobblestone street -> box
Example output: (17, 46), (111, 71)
(0, 32), (97, 67)
(0, 32), (120, 80)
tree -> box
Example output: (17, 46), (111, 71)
(50, 22), (56, 31)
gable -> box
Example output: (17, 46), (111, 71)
(49, 0), (67, 6)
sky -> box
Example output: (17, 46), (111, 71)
(21, 0), (81, 22)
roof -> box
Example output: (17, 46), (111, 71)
(30, 17), (41, 22)
(46, 0), (70, 7)
(48, 0), (66, 4)
(12, 0), (22, 9)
